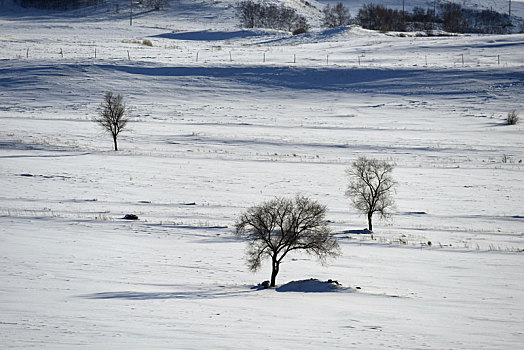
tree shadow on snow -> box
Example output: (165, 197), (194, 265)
(81, 285), (256, 300)
(342, 229), (372, 235)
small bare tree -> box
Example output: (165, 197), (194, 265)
(235, 195), (340, 287)
(94, 92), (129, 151)
(345, 156), (397, 232)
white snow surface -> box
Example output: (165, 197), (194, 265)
(1, 0), (523, 348)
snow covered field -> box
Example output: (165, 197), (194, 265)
(1, 0), (523, 348)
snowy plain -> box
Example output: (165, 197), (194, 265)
(1, 0), (523, 348)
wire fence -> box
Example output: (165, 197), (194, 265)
(12, 44), (524, 69)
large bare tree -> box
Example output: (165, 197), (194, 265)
(345, 156), (397, 232)
(94, 92), (129, 151)
(235, 195), (340, 287)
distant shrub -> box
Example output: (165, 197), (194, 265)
(507, 110), (519, 125)
(144, 0), (168, 10)
(142, 39), (153, 47)
(302, 1), (312, 8)
(322, 2), (351, 28)
(292, 27), (308, 35)
(237, 0), (309, 32)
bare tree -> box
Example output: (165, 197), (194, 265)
(94, 92), (129, 151)
(345, 156), (397, 232)
(323, 2), (351, 28)
(235, 195), (340, 287)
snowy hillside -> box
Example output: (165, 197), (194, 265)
(2, 0), (523, 27)
(1, 0), (523, 348)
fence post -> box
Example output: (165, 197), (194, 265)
(95, 47), (97, 59)
(60, 48), (63, 58)
(293, 54), (296, 64)
(263, 52), (266, 63)
(358, 55), (360, 66)
(326, 54), (329, 65)
(26, 48), (29, 58)
(196, 51), (199, 62)
(461, 53), (464, 66)
(127, 50), (130, 60)
(229, 51), (232, 62)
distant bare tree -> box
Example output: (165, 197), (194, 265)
(345, 156), (397, 231)
(94, 92), (129, 151)
(235, 195), (340, 287)
(323, 2), (351, 28)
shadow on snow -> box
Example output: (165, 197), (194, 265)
(81, 286), (255, 300)
(154, 30), (269, 41)
(2, 62), (522, 96)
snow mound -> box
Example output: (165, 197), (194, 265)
(276, 279), (347, 293)
(258, 25), (383, 45)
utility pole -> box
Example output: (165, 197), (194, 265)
(402, 0), (405, 25)
(432, 0), (437, 29)
(130, 0), (133, 26)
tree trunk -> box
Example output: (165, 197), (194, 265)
(113, 134), (118, 151)
(270, 258), (279, 287)
(367, 212), (373, 232)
